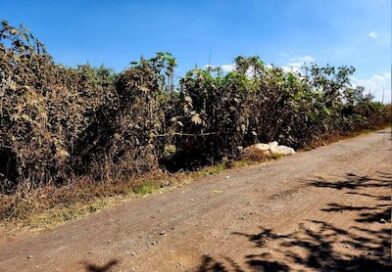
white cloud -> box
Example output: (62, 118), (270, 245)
(352, 72), (391, 103)
(368, 31), (379, 39)
(282, 55), (315, 73)
(221, 64), (235, 73)
(289, 56), (315, 63)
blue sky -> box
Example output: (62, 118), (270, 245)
(1, 0), (391, 101)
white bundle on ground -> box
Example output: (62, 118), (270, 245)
(243, 142), (295, 160)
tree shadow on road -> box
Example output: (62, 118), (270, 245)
(196, 172), (391, 272)
(83, 259), (119, 272)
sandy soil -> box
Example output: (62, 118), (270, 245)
(0, 129), (391, 272)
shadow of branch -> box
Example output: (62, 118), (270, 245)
(196, 172), (391, 271)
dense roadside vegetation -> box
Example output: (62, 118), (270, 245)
(0, 21), (390, 224)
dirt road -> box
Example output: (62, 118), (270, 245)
(0, 129), (391, 272)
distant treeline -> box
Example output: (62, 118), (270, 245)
(0, 21), (390, 193)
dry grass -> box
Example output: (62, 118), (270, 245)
(0, 162), (235, 232)
(0, 127), (388, 234)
